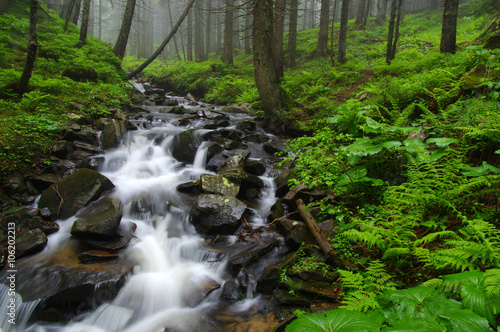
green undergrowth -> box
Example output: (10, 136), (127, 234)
(0, 3), (130, 179)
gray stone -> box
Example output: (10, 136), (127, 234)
(264, 140), (286, 155)
(171, 129), (199, 164)
(190, 194), (247, 234)
(38, 168), (115, 220)
(200, 174), (240, 197)
(16, 229), (47, 258)
(100, 119), (128, 150)
(71, 196), (122, 239)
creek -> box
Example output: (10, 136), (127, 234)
(0, 88), (290, 332)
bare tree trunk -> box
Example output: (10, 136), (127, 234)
(0, 0), (8, 15)
(440, 0), (458, 53)
(376, 0), (388, 23)
(316, 0), (330, 56)
(273, 0), (285, 78)
(309, 0), (316, 28)
(113, 0), (137, 59)
(338, 0), (349, 64)
(195, 0), (206, 61)
(167, 0), (182, 60)
(287, 0), (299, 67)
(355, 0), (366, 25)
(71, 0), (81, 25)
(221, 0), (233, 64)
(362, 0), (371, 28)
(64, 0), (77, 30)
(390, 0), (403, 59)
(206, 0), (212, 56)
(385, 0), (396, 63)
(98, 0), (101, 39)
(128, 0), (195, 78)
(244, 5), (252, 54)
(329, 0), (338, 65)
(18, 0), (38, 94)
(79, 0), (91, 46)
(187, 8), (193, 60)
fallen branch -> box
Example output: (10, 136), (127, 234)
(296, 199), (335, 258)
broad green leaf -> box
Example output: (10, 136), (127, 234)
(381, 317), (446, 332)
(401, 139), (427, 153)
(337, 166), (367, 187)
(439, 309), (492, 331)
(327, 115), (342, 124)
(365, 117), (381, 129)
(495, 150), (500, 154)
(460, 161), (500, 177)
(380, 141), (402, 148)
(426, 138), (459, 147)
(429, 148), (450, 161)
(285, 309), (381, 332)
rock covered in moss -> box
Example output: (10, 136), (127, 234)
(190, 194), (247, 234)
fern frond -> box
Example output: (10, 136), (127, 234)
(343, 229), (387, 250)
(382, 247), (412, 260)
(414, 230), (459, 247)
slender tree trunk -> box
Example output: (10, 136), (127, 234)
(430, 0), (438, 10)
(377, 0), (388, 23)
(167, 0), (182, 60)
(316, 0), (330, 56)
(64, 0), (77, 30)
(206, 0), (211, 56)
(79, 0), (91, 46)
(232, 0), (240, 47)
(440, 0), (459, 54)
(113, 0), (137, 59)
(274, 0), (285, 78)
(0, 0), (8, 15)
(385, 0), (397, 63)
(195, 0), (206, 61)
(390, 0), (403, 59)
(302, 0), (308, 30)
(71, 0), (81, 25)
(338, 0), (349, 64)
(98, 0), (101, 39)
(310, 0), (316, 28)
(221, 0), (233, 64)
(287, 0), (299, 67)
(253, 0), (287, 126)
(362, 0), (371, 28)
(355, 0), (366, 25)
(187, 8), (193, 60)
(329, 0), (338, 65)
(18, 0), (38, 94)
(244, 5), (252, 54)
(128, 0), (195, 78)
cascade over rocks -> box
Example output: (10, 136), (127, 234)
(71, 195), (122, 239)
(38, 168), (115, 220)
(190, 194), (247, 234)
(171, 129), (200, 163)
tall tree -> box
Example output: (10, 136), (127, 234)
(71, 0), (81, 25)
(244, 5), (252, 54)
(205, 0), (212, 55)
(166, 0), (182, 60)
(287, 0), (299, 67)
(187, 8), (193, 60)
(221, 0), (233, 64)
(63, 0), (78, 30)
(338, 0), (349, 64)
(194, 0), (206, 61)
(385, 0), (397, 63)
(376, 0), (388, 24)
(18, 0), (38, 94)
(128, 0), (195, 78)
(253, 0), (290, 127)
(355, 0), (366, 26)
(113, 0), (137, 59)
(79, 0), (91, 46)
(0, 0), (8, 15)
(316, 0), (330, 56)
(273, 0), (285, 78)
(440, 0), (459, 53)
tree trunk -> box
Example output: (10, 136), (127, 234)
(113, 0), (136, 59)
(429, 0), (438, 10)
(253, 0), (288, 127)
(78, 0), (91, 46)
(287, 0), (299, 67)
(377, 0), (388, 23)
(385, 0), (397, 64)
(18, 0), (38, 94)
(167, 0), (182, 60)
(187, 8), (193, 60)
(98, 0), (101, 39)
(71, 0), (81, 25)
(309, 0), (316, 28)
(440, 0), (458, 54)
(63, 0), (77, 30)
(273, 0), (285, 78)
(244, 5), (252, 54)
(355, 0), (366, 26)
(221, 0), (233, 64)
(338, 0), (349, 64)
(316, 0), (330, 56)
(329, 0), (338, 65)
(195, 0), (206, 61)
(390, 0), (403, 60)
(128, 0), (195, 79)
(0, 0), (8, 15)
(205, 0), (212, 56)
(362, 0), (371, 29)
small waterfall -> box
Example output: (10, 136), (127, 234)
(0, 284), (41, 332)
(192, 141), (210, 170)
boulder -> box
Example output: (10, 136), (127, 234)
(224, 103), (255, 115)
(71, 195), (122, 239)
(200, 174), (240, 197)
(16, 229), (47, 258)
(221, 279), (244, 302)
(78, 250), (119, 264)
(190, 194), (247, 234)
(264, 140), (286, 155)
(38, 168), (115, 220)
(82, 221), (137, 252)
(227, 238), (279, 273)
(171, 129), (199, 164)
(274, 170), (291, 197)
(244, 160), (266, 176)
(100, 119), (128, 150)
(484, 31), (500, 49)
(51, 140), (75, 159)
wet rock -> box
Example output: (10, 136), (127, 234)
(185, 93), (198, 105)
(176, 180), (201, 194)
(73, 140), (103, 155)
(227, 238), (279, 273)
(276, 218), (315, 246)
(245, 134), (269, 143)
(63, 127), (99, 145)
(205, 141), (224, 162)
(224, 103), (255, 115)
(163, 98), (179, 106)
(144, 87), (165, 96)
(47, 159), (76, 178)
(190, 194), (247, 234)
(224, 139), (247, 150)
(201, 174), (240, 197)
(71, 195), (122, 239)
(78, 250), (119, 264)
(185, 278), (221, 307)
(484, 31), (500, 49)
(51, 140), (75, 159)
(16, 229), (47, 258)
(220, 155), (245, 171)
(274, 170), (291, 197)
(236, 120), (257, 132)
(170, 106), (185, 114)
(171, 129), (200, 164)
(38, 168), (115, 220)
(82, 221), (137, 252)
(460, 63), (498, 90)
(215, 119), (230, 128)
(244, 160), (266, 176)
(100, 119), (128, 150)
(264, 140), (286, 155)
(223, 149), (251, 163)
(219, 129), (245, 141)
(221, 279), (244, 302)
(206, 152), (227, 172)
(28, 216), (60, 235)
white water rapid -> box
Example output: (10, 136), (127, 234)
(17, 97), (282, 332)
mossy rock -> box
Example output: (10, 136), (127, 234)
(38, 168), (115, 220)
(484, 31), (500, 49)
(62, 67), (98, 82)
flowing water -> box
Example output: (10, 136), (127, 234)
(1, 93), (285, 332)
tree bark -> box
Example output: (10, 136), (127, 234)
(195, 0), (206, 61)
(244, 5), (252, 54)
(63, 0), (77, 30)
(440, 0), (459, 54)
(316, 0), (330, 56)
(287, 0), (299, 67)
(338, 0), (349, 64)
(309, 0), (316, 28)
(390, 0), (403, 60)
(205, 0), (212, 55)
(71, 0), (81, 25)
(221, 0), (234, 64)
(78, 0), (91, 46)
(355, 0), (366, 26)
(0, 0), (8, 15)
(253, 0), (288, 127)
(273, 0), (285, 78)
(128, 0), (195, 79)
(329, 0), (338, 65)
(18, 0), (38, 94)
(187, 8), (193, 60)
(385, 0), (397, 64)
(167, 0), (182, 60)
(113, 0), (137, 59)
(376, 0), (388, 24)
